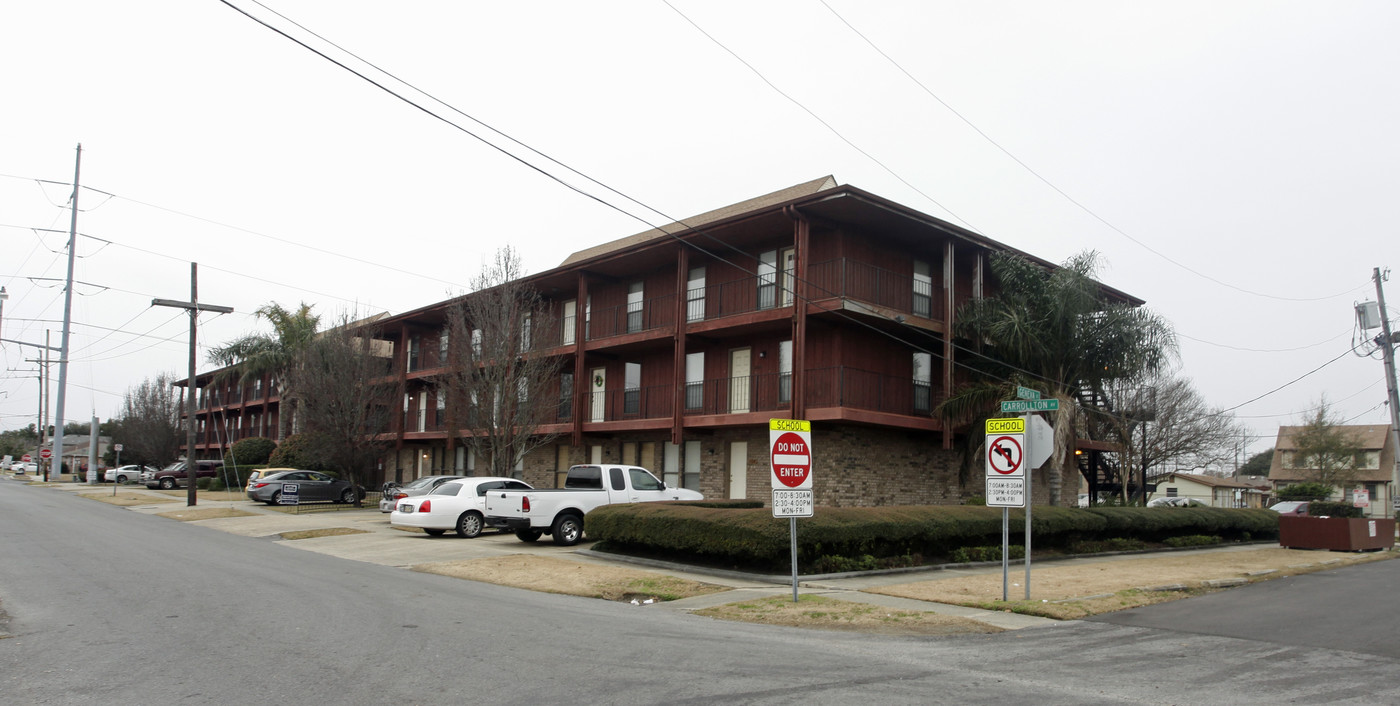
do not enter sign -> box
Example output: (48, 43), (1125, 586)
(770, 419), (812, 490)
(39, 448), (52, 460)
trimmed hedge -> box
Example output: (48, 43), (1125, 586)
(586, 503), (1280, 573)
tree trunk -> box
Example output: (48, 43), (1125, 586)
(1047, 399), (1073, 506)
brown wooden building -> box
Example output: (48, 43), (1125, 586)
(183, 177), (1141, 506)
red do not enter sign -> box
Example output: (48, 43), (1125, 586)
(39, 448), (52, 459)
(771, 431), (811, 488)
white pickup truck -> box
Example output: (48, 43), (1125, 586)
(483, 464), (703, 546)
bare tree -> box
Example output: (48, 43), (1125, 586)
(284, 315), (398, 505)
(1289, 398), (1365, 489)
(437, 246), (564, 475)
(115, 372), (185, 468)
(1093, 372), (1244, 503)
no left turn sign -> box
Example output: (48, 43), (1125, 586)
(986, 435), (1023, 476)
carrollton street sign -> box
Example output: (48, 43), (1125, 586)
(1000, 399), (1060, 413)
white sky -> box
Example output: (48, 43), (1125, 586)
(3, 1), (1397, 465)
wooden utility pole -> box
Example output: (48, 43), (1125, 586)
(153, 263), (232, 506)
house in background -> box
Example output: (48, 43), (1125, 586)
(1268, 424), (1395, 519)
(1151, 472), (1265, 508)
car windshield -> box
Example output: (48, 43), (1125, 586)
(261, 471), (291, 481)
(403, 476), (447, 490)
(1269, 502), (1303, 512)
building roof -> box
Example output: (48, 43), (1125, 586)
(558, 176), (839, 267)
(1268, 424), (1395, 483)
(1160, 472), (1258, 490)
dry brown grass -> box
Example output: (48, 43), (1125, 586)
(413, 554), (726, 602)
(156, 507), (259, 521)
(868, 547), (1398, 619)
(79, 492), (180, 506)
(695, 594), (1005, 636)
(278, 527), (369, 540)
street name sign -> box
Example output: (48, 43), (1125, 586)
(1000, 399), (1059, 413)
(1016, 386), (1041, 400)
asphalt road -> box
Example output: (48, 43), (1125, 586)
(3, 479), (1399, 705)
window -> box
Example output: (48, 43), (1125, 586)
(562, 300), (577, 345)
(417, 393), (428, 432)
(430, 483), (462, 497)
(758, 250), (777, 310)
(520, 314), (532, 352)
(252, 379), (263, 400)
(780, 248), (795, 307)
(627, 281), (644, 333)
(778, 340), (792, 404)
(685, 352), (704, 410)
(683, 440), (701, 491)
(629, 467), (663, 491)
(913, 260), (932, 317)
(558, 372), (574, 420)
(407, 334), (421, 372)
(623, 362), (641, 414)
(1166, 487), (1179, 497)
(470, 329), (482, 356)
(663, 442), (681, 489)
(584, 296), (592, 340)
(435, 393), (446, 428)
(913, 351), (932, 412)
(402, 393), (411, 429)
(609, 467), (626, 491)
(438, 328), (449, 366)
(686, 267), (706, 322)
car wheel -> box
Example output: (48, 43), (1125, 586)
(424, 529), (447, 537)
(268, 490), (281, 506)
(515, 529), (542, 543)
(116, 475), (128, 483)
(339, 488), (356, 504)
(159, 477), (176, 490)
(455, 511), (483, 539)
(551, 515), (584, 546)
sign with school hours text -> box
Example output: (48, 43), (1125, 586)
(770, 419), (813, 490)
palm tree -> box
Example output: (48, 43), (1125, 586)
(940, 250), (1176, 505)
(208, 302), (320, 442)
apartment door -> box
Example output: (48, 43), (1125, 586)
(729, 348), (751, 413)
(590, 367), (606, 422)
(728, 441), (748, 499)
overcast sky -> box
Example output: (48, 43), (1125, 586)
(3, 1), (1397, 465)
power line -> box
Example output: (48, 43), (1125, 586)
(816, 0), (1370, 304)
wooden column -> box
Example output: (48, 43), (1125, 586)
(790, 208), (810, 420)
(943, 240), (956, 449)
(572, 273), (589, 447)
(672, 247), (689, 446)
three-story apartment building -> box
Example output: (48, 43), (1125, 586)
(182, 177), (1141, 506)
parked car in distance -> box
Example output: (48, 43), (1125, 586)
(1268, 501), (1310, 516)
(11, 462), (38, 474)
(105, 465), (156, 483)
(391, 477), (533, 537)
(247, 470), (364, 505)
(484, 464), (703, 546)
(243, 468), (289, 494)
(1147, 497), (1206, 507)
(379, 475), (467, 512)
(144, 459), (223, 489)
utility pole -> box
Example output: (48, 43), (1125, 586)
(51, 144), (81, 483)
(153, 262), (232, 506)
(1370, 268), (1400, 518)
(20, 331), (60, 481)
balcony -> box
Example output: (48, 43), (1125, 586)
(808, 258), (946, 320)
(587, 294), (677, 341)
(806, 367), (942, 417)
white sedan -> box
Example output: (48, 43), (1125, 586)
(391, 476), (532, 538)
(105, 465), (156, 483)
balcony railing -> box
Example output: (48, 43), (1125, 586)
(806, 367), (942, 417)
(808, 258), (946, 320)
(587, 294), (677, 341)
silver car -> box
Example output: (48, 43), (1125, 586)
(379, 475), (467, 512)
(104, 465), (156, 483)
(247, 470), (363, 505)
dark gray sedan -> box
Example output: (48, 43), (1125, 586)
(247, 470), (363, 505)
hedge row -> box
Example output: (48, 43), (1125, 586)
(585, 503), (1279, 573)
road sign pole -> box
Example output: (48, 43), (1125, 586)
(1002, 508), (1009, 601)
(790, 516), (799, 603)
(1024, 414), (1032, 600)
